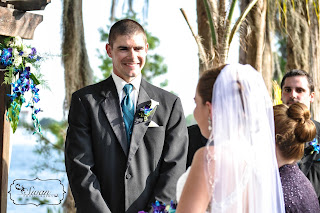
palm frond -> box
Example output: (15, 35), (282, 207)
(203, 0), (217, 46)
(313, 0), (319, 20)
(272, 80), (283, 106)
(228, 0), (259, 45)
(180, 8), (210, 69)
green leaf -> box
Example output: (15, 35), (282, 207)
(203, 0), (217, 46)
(6, 98), (22, 133)
(30, 73), (40, 85)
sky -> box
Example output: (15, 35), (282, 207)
(13, 0), (239, 141)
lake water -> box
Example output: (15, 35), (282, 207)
(7, 129), (68, 213)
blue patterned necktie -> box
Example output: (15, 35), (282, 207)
(121, 84), (134, 145)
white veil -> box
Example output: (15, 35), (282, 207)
(205, 64), (285, 213)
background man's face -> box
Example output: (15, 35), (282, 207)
(106, 33), (148, 83)
(281, 76), (315, 109)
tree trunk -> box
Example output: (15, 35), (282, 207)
(262, 23), (273, 95)
(62, 0), (93, 108)
(197, 0), (215, 75)
(286, 1), (309, 72)
(309, 4), (320, 120)
(63, 186), (76, 213)
(239, 0), (249, 65)
(62, 0), (93, 211)
(239, 0), (267, 73)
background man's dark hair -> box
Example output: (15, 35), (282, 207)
(108, 19), (147, 47)
(281, 69), (314, 93)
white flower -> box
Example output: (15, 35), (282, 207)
(150, 99), (159, 109)
(8, 41), (13, 47)
(22, 46), (32, 57)
(13, 36), (23, 47)
(13, 56), (22, 67)
(12, 48), (19, 57)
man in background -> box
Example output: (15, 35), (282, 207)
(281, 69), (320, 204)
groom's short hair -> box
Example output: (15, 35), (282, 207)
(108, 19), (147, 47)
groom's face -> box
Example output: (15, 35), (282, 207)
(107, 33), (148, 83)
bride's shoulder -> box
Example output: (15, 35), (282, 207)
(194, 146), (214, 159)
(191, 146), (215, 170)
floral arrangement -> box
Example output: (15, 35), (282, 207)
(0, 36), (43, 134)
(138, 99), (159, 121)
(139, 200), (177, 213)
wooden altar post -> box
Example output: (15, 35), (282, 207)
(0, 1), (50, 212)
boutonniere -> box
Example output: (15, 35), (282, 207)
(138, 99), (159, 122)
(138, 200), (177, 213)
(309, 138), (320, 155)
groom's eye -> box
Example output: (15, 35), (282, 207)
(118, 46), (128, 51)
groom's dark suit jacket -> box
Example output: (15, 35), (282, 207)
(299, 119), (320, 204)
(65, 76), (188, 213)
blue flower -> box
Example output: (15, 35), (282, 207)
(309, 138), (320, 154)
(33, 95), (40, 103)
(152, 200), (166, 213)
(34, 108), (41, 114)
(1, 48), (13, 66)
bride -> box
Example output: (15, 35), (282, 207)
(176, 64), (285, 213)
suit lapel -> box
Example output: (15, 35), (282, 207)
(128, 80), (153, 164)
(100, 77), (129, 156)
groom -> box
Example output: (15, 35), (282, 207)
(64, 19), (188, 213)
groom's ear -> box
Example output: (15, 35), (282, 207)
(205, 101), (212, 118)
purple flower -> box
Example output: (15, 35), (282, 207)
(152, 200), (166, 213)
(31, 47), (37, 55)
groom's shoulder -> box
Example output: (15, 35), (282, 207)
(72, 77), (112, 98)
(143, 80), (178, 101)
(311, 118), (320, 126)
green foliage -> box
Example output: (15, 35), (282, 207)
(185, 114), (196, 127)
(46, 206), (63, 213)
(96, 14), (168, 87)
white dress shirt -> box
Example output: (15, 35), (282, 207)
(111, 72), (141, 114)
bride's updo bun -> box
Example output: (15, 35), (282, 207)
(273, 103), (316, 161)
(287, 103), (316, 143)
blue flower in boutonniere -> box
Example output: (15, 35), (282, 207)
(309, 138), (320, 155)
(152, 200), (166, 213)
(138, 99), (159, 122)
